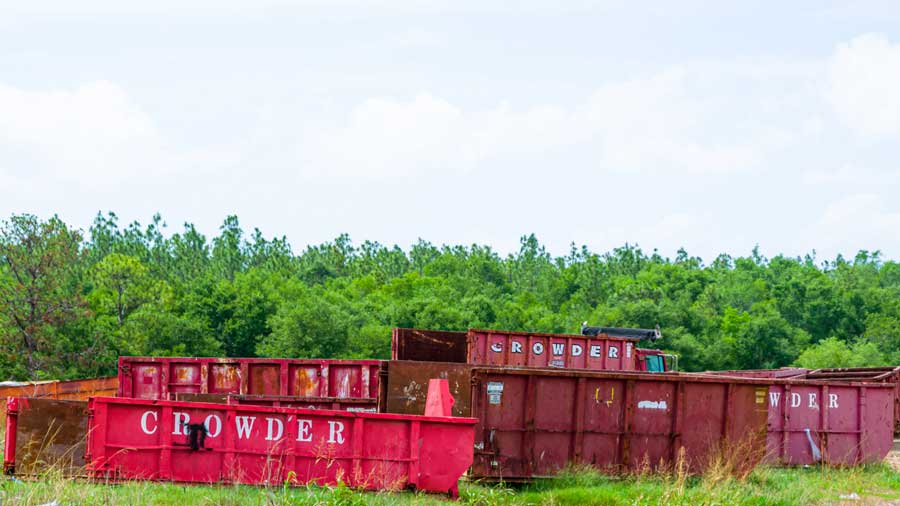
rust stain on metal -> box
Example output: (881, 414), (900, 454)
(292, 368), (318, 397)
(9, 398), (89, 476)
(382, 361), (472, 417)
(211, 365), (241, 392)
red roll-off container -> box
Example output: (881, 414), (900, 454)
(173, 393), (378, 412)
(118, 357), (382, 400)
(84, 396), (475, 495)
(392, 328), (641, 371)
(466, 367), (770, 479)
(706, 366), (900, 440)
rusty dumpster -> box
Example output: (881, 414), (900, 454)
(392, 328), (643, 371)
(118, 357), (382, 400)
(3, 397), (89, 475)
(380, 362), (772, 479)
(382, 362), (898, 474)
(0, 376), (116, 421)
(703, 366), (900, 440)
(468, 367), (771, 479)
(800, 367), (900, 436)
(175, 393), (377, 412)
(84, 396), (475, 496)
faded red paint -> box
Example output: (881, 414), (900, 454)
(762, 382), (894, 465)
(466, 368), (770, 479)
(118, 357), (383, 401)
(706, 367), (900, 441)
(0, 376), (117, 424)
(392, 328), (650, 372)
(84, 396), (475, 495)
(227, 394), (377, 412)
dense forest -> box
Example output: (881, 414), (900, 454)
(0, 212), (897, 381)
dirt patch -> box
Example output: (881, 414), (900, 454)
(887, 454), (900, 473)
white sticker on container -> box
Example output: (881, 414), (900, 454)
(487, 381), (503, 404)
(637, 400), (668, 410)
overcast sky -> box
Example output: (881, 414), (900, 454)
(2, 1), (900, 262)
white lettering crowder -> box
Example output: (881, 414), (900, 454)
(768, 392), (840, 409)
(139, 411), (348, 445)
(489, 341), (619, 359)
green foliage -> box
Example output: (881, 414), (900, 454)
(1, 211), (899, 380)
(795, 337), (886, 368)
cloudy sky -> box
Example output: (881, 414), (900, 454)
(2, 1), (899, 261)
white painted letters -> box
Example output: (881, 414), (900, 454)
(297, 419), (313, 442)
(236, 416), (256, 439)
(552, 343), (565, 356)
(173, 412), (190, 435)
(533, 342), (544, 355)
(204, 414), (222, 438)
(511, 341), (523, 353)
(141, 410), (158, 435)
(808, 393), (818, 409)
(829, 394), (839, 408)
(608, 346), (619, 359)
(266, 417), (284, 441)
(490, 342), (503, 353)
(769, 392), (781, 407)
(589, 345), (602, 358)
(328, 421), (345, 444)
(791, 393), (801, 408)
(571, 344), (583, 357)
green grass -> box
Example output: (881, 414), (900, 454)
(1, 465), (898, 506)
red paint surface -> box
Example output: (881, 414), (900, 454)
(392, 328), (643, 371)
(762, 382), (894, 465)
(466, 368), (770, 480)
(3, 397), (18, 473)
(85, 396), (475, 495)
(228, 394), (377, 412)
(118, 357), (382, 401)
(707, 367), (900, 441)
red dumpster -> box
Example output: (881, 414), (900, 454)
(85, 396), (475, 495)
(761, 381), (895, 465)
(118, 357), (382, 400)
(702, 368), (810, 379)
(0, 376), (117, 425)
(702, 369), (897, 465)
(392, 328), (645, 371)
(466, 367), (770, 479)
(173, 393), (378, 412)
(4, 397), (89, 475)
(800, 367), (900, 436)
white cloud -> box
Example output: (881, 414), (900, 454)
(829, 33), (900, 139)
(301, 68), (767, 179)
(800, 193), (900, 257)
(802, 165), (900, 185)
(0, 81), (168, 186)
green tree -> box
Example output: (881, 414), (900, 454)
(0, 215), (85, 379)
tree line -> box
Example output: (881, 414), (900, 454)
(0, 212), (896, 381)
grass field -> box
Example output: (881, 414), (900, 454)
(1, 464), (898, 506)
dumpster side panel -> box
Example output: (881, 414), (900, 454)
(467, 330), (639, 371)
(764, 383), (894, 465)
(391, 328), (469, 363)
(85, 397), (475, 494)
(381, 361), (473, 417)
(469, 369), (769, 480)
(118, 358), (383, 400)
(0, 376), (116, 423)
(3, 398), (88, 476)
